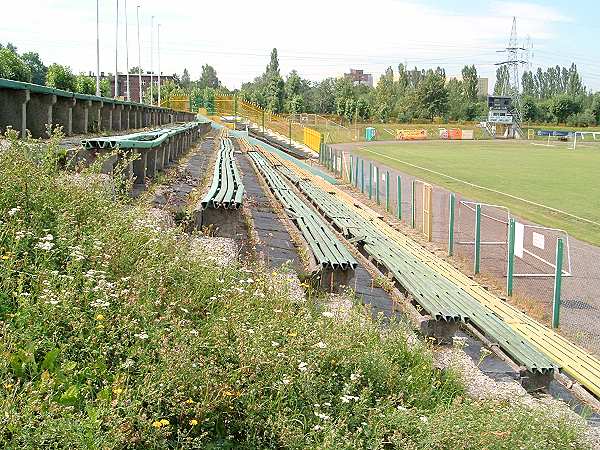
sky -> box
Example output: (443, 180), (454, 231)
(1, 0), (599, 92)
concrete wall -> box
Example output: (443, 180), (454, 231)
(0, 82), (198, 138)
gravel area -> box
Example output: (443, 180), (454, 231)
(133, 207), (175, 232)
(189, 235), (239, 267)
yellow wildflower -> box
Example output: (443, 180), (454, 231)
(189, 419), (198, 426)
(96, 314), (105, 321)
(4, 383), (13, 389)
(160, 419), (170, 426)
(152, 421), (162, 428)
(223, 390), (237, 397)
(185, 398), (194, 404)
(288, 331), (298, 337)
(113, 387), (123, 395)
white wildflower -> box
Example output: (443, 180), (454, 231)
(35, 241), (54, 251)
(340, 395), (359, 403)
(314, 341), (327, 349)
(282, 378), (291, 385)
(321, 311), (334, 318)
(271, 341), (280, 347)
(134, 332), (149, 340)
(8, 207), (21, 216)
(350, 372), (361, 382)
(122, 359), (135, 369)
(298, 362), (308, 372)
(420, 416), (428, 423)
(314, 412), (330, 421)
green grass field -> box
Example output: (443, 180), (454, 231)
(351, 139), (600, 246)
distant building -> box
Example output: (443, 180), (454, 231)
(447, 75), (489, 97)
(477, 77), (489, 97)
(344, 69), (373, 87)
(88, 72), (175, 103)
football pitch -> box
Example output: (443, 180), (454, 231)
(349, 139), (600, 246)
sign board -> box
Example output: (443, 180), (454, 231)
(532, 232), (545, 250)
(515, 221), (524, 258)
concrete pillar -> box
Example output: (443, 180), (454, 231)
(102, 102), (115, 132)
(122, 105), (130, 130)
(131, 106), (137, 129)
(156, 143), (164, 170)
(26, 93), (56, 138)
(89, 100), (102, 132)
(72, 99), (91, 134)
(112, 104), (123, 131)
(132, 150), (147, 185)
(146, 147), (157, 178)
(53, 96), (76, 136)
(0, 88), (30, 138)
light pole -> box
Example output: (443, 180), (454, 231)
(125, 0), (130, 101)
(96, 0), (101, 96)
(150, 15), (154, 105)
(114, 0), (119, 98)
(157, 23), (161, 106)
(136, 5), (142, 103)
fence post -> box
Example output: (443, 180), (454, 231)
(355, 157), (359, 188)
(361, 159), (365, 193)
(233, 93), (238, 129)
(376, 166), (380, 205)
(411, 179), (416, 228)
(349, 155), (353, 184)
(507, 218), (515, 296)
(474, 203), (481, 274)
(385, 171), (390, 212)
(368, 162), (373, 199)
(288, 119), (292, 147)
(552, 237), (564, 329)
(261, 108), (265, 134)
(397, 175), (402, 220)
(448, 193), (455, 256)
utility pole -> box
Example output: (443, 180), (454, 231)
(125, 0), (130, 101)
(157, 24), (161, 106)
(495, 17), (526, 118)
(114, 0), (119, 98)
(150, 15), (154, 105)
(96, 0), (101, 96)
(136, 5), (142, 103)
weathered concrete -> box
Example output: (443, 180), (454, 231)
(112, 104), (123, 131)
(101, 102), (114, 132)
(146, 147), (157, 178)
(0, 88), (29, 137)
(89, 100), (103, 132)
(53, 96), (76, 135)
(26, 92), (56, 138)
(72, 99), (91, 134)
(132, 150), (147, 185)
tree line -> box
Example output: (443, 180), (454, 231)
(2, 42), (598, 126)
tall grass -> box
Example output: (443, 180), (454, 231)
(0, 131), (589, 448)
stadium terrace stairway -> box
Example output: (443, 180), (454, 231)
(254, 148), (560, 389)
(194, 135), (245, 230)
(249, 150), (357, 281)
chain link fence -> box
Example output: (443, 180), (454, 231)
(329, 147), (600, 356)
